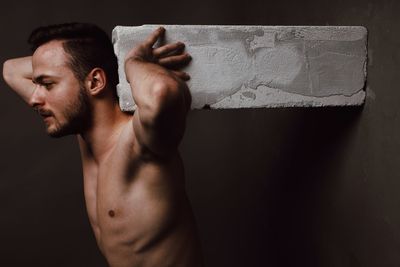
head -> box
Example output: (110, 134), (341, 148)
(28, 22), (119, 137)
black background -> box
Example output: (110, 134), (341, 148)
(0, 0), (399, 266)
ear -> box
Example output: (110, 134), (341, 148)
(85, 68), (107, 96)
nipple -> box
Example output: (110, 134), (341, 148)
(108, 210), (115, 217)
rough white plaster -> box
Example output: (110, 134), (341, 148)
(112, 25), (367, 111)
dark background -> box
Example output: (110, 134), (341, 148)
(0, 0), (399, 266)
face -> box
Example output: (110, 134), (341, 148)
(31, 40), (92, 137)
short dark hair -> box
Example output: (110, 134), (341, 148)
(28, 22), (119, 96)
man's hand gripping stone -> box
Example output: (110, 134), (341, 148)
(124, 26), (192, 82)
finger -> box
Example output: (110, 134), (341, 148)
(153, 42), (185, 58)
(144, 27), (165, 47)
(172, 71), (190, 81)
(158, 53), (192, 68)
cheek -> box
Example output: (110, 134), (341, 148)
(56, 79), (82, 101)
(48, 84), (81, 117)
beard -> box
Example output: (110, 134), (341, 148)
(46, 87), (92, 138)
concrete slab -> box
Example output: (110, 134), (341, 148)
(112, 25), (367, 111)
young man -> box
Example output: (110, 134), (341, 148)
(2, 23), (203, 267)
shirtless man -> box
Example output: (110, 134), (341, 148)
(2, 23), (203, 267)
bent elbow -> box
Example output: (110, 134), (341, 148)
(2, 60), (13, 84)
(151, 79), (186, 108)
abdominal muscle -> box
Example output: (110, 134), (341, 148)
(83, 146), (203, 267)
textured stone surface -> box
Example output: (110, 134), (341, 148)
(112, 25), (367, 111)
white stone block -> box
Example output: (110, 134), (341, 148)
(112, 25), (367, 111)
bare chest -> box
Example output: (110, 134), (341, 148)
(82, 153), (132, 228)
(83, 151), (186, 246)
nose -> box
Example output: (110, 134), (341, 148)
(29, 85), (46, 108)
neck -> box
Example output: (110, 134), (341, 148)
(78, 98), (131, 163)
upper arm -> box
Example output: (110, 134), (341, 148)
(2, 57), (34, 104)
(132, 82), (191, 159)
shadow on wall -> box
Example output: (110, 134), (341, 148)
(264, 106), (363, 267)
(183, 105), (363, 267)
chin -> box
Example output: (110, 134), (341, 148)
(46, 123), (74, 138)
(47, 130), (65, 138)
(46, 128), (64, 138)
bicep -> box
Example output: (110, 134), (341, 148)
(2, 57), (34, 103)
(132, 96), (188, 158)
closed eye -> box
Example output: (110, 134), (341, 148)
(42, 82), (54, 90)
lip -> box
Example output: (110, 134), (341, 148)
(42, 115), (52, 122)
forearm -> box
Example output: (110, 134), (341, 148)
(2, 56), (34, 103)
(125, 58), (187, 124)
(124, 27), (192, 156)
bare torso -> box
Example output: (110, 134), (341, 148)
(2, 24), (200, 267)
(79, 116), (203, 267)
